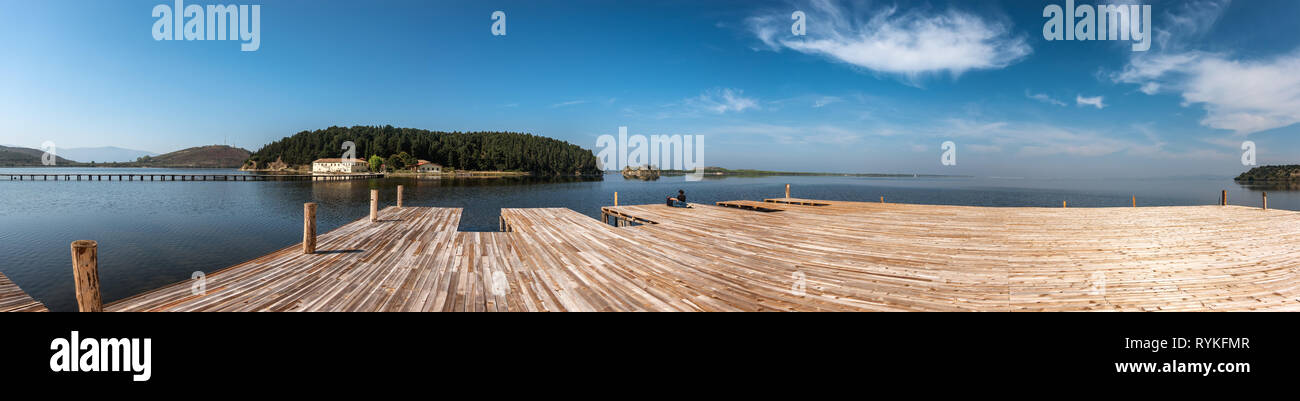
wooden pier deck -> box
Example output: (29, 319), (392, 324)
(3, 173), (383, 181)
(93, 198), (1300, 312)
(0, 273), (48, 312)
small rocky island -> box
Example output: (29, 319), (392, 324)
(1235, 165), (1300, 182)
(621, 165), (661, 180)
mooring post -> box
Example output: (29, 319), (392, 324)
(614, 192), (619, 206)
(303, 203), (317, 254)
(1063, 201), (1067, 208)
(880, 196), (884, 203)
(370, 189), (379, 222)
(70, 240), (102, 312)
(397, 185), (404, 208)
(1221, 189), (1227, 206)
(1132, 196), (1136, 207)
(785, 184), (790, 198)
(1263, 192), (1268, 210)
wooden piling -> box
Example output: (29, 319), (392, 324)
(1263, 192), (1268, 210)
(70, 240), (102, 312)
(1063, 201), (1067, 208)
(1221, 190), (1227, 206)
(370, 189), (379, 222)
(397, 185), (404, 208)
(785, 184), (790, 198)
(303, 203), (317, 254)
(880, 196), (884, 203)
(614, 192), (619, 206)
(1132, 196), (1136, 207)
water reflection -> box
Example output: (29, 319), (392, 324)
(1236, 181), (1300, 191)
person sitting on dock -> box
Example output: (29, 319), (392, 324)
(667, 190), (690, 208)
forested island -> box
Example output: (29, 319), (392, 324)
(245, 126), (601, 175)
(1235, 165), (1300, 182)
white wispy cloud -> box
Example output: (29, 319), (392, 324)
(701, 122), (882, 145)
(1026, 91), (1066, 106)
(1076, 95), (1106, 109)
(1155, 0), (1233, 51)
(684, 88), (759, 114)
(550, 100), (588, 108)
(1115, 50), (1300, 135)
(1109, 0), (1300, 136)
(940, 119), (1159, 158)
(747, 1), (1031, 80)
(812, 96), (841, 108)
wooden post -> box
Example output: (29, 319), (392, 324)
(1263, 192), (1268, 210)
(396, 185), (404, 208)
(1132, 196), (1136, 207)
(1221, 190), (1227, 206)
(303, 203), (317, 254)
(785, 184), (790, 198)
(880, 196), (884, 203)
(370, 189), (379, 222)
(614, 192), (619, 206)
(1063, 201), (1067, 208)
(70, 240), (102, 312)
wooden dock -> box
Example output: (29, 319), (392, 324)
(85, 197), (1300, 312)
(0, 273), (48, 312)
(3, 173), (383, 181)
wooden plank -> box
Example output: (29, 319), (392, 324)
(91, 198), (1300, 312)
(0, 273), (48, 312)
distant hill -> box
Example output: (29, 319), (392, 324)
(135, 145), (251, 168)
(248, 125), (600, 175)
(1235, 165), (1300, 182)
(59, 146), (157, 163)
(0, 145), (77, 166)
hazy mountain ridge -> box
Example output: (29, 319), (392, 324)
(58, 146), (158, 163)
(0, 145), (75, 166)
(135, 145), (251, 168)
(0, 144), (248, 168)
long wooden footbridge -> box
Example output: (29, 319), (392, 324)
(3, 173), (384, 181)
(6, 189), (1299, 312)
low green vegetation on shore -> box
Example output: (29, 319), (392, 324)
(1235, 165), (1300, 182)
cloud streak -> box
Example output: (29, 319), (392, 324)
(684, 88), (759, 114)
(1076, 95), (1105, 109)
(1026, 91), (1066, 106)
(1115, 51), (1300, 135)
(747, 1), (1031, 80)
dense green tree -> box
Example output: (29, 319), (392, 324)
(388, 151), (416, 170)
(368, 155), (385, 172)
(247, 126), (600, 175)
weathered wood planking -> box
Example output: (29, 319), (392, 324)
(0, 272), (48, 312)
(716, 200), (786, 212)
(99, 199), (1300, 312)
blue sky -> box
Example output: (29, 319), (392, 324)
(2, 0), (1298, 177)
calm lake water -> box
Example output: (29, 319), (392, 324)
(1, 167), (1292, 311)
